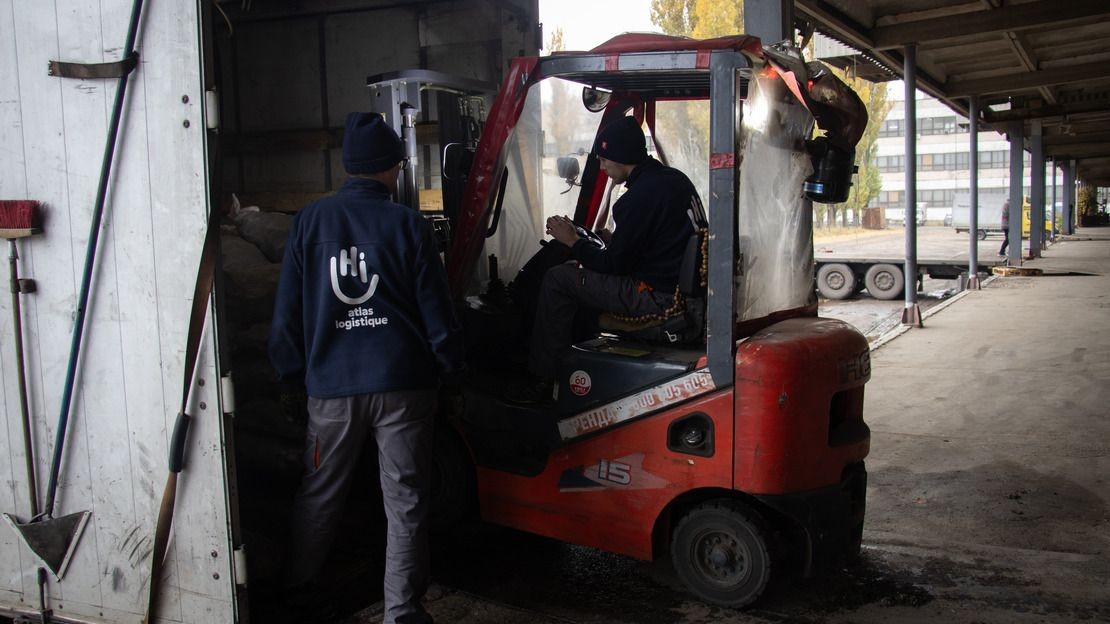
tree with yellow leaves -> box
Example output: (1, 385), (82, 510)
(825, 67), (891, 228)
(650, 0), (890, 230)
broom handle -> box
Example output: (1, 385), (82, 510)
(44, 0), (146, 518)
(9, 240), (39, 518)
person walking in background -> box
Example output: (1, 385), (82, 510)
(270, 111), (464, 624)
(998, 198), (1011, 257)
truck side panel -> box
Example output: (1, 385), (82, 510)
(0, 2), (233, 622)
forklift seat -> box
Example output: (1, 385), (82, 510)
(597, 230), (706, 344)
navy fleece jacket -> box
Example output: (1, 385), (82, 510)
(269, 177), (464, 398)
(571, 158), (698, 292)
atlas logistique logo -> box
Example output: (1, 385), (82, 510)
(330, 245), (389, 331)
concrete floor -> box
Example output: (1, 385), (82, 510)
(338, 228), (1110, 623)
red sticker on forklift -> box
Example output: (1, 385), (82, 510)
(557, 370), (715, 440)
(569, 370), (592, 396)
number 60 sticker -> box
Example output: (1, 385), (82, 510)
(569, 369), (592, 396)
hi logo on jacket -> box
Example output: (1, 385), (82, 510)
(329, 246), (378, 304)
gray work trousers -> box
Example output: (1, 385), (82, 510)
(285, 390), (436, 624)
(529, 263), (670, 379)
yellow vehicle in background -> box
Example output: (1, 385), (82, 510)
(1021, 198), (1056, 238)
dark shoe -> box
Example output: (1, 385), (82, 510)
(505, 378), (554, 405)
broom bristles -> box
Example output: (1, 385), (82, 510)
(0, 200), (42, 231)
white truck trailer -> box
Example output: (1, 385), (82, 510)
(952, 190), (1005, 240)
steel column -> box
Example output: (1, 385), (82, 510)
(902, 45), (922, 326)
(967, 95), (980, 290)
(1008, 120), (1024, 264)
(744, 0), (794, 43)
(1030, 120), (1044, 256)
(1051, 159), (1057, 242)
(1063, 160), (1076, 234)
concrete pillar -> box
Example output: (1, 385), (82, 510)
(902, 45), (922, 326)
(1008, 120), (1024, 265)
(743, 0), (794, 43)
(1030, 120), (1045, 256)
(967, 95), (980, 290)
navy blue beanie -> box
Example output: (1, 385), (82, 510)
(594, 116), (648, 165)
(343, 112), (405, 174)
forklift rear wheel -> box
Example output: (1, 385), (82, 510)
(816, 263), (857, 300)
(671, 500), (771, 608)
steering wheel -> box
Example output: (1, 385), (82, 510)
(574, 223), (606, 249)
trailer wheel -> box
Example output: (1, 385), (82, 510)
(671, 501), (771, 608)
(816, 263), (857, 300)
(977, 229), (987, 241)
(864, 263), (904, 300)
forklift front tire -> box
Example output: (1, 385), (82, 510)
(671, 500), (772, 609)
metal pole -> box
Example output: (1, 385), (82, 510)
(1030, 119), (1044, 256)
(9, 240), (39, 518)
(967, 95), (980, 290)
(1051, 159), (1057, 242)
(743, 0), (794, 43)
(46, 0), (146, 518)
(902, 45), (922, 326)
(1008, 120), (1024, 265)
(1065, 160), (1076, 235)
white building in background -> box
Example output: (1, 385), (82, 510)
(812, 34), (1060, 226)
(873, 86), (1035, 224)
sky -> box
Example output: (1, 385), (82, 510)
(539, 0), (661, 52)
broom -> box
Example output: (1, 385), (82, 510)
(0, 200), (42, 238)
(1, 199), (43, 521)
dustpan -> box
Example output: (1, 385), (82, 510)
(4, 512), (91, 580)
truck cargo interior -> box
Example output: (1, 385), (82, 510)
(207, 1), (538, 618)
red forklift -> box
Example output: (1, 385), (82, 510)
(376, 33), (871, 608)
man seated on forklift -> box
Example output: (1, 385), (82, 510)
(513, 115), (702, 403)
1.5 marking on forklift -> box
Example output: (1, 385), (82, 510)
(558, 454), (669, 492)
(557, 369), (716, 440)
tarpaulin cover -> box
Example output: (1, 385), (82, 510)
(587, 32), (763, 56)
(735, 68), (816, 322)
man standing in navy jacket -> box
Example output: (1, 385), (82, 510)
(521, 115), (700, 402)
(270, 111), (463, 624)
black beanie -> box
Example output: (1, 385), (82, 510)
(343, 112), (405, 174)
(594, 116), (648, 165)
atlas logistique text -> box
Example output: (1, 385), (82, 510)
(336, 306), (389, 330)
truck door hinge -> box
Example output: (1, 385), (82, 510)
(220, 373), (236, 416)
(233, 545), (248, 587)
(205, 89), (220, 131)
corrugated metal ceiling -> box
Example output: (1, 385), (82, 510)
(796, 0), (1110, 185)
